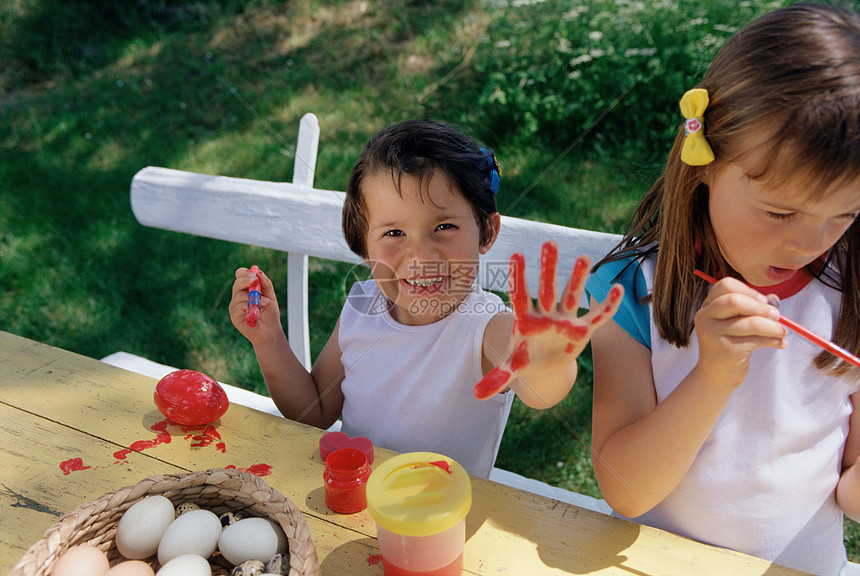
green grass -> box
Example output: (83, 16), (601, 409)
(3, 0), (859, 562)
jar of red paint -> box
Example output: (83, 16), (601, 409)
(324, 447), (371, 513)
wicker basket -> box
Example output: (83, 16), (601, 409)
(11, 468), (320, 576)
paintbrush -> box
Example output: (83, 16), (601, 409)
(245, 265), (262, 328)
(694, 269), (860, 369)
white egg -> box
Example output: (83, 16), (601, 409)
(217, 517), (288, 565)
(155, 554), (212, 576)
(104, 560), (156, 576)
(157, 509), (221, 565)
(52, 544), (110, 576)
(116, 495), (176, 559)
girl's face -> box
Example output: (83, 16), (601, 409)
(706, 139), (860, 287)
(361, 169), (497, 326)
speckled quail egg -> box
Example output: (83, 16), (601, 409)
(175, 501), (200, 517)
(230, 560), (265, 576)
(265, 553), (289, 575)
(218, 511), (242, 527)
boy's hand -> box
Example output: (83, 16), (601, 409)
(474, 241), (623, 401)
(229, 267), (280, 343)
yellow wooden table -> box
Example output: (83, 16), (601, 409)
(0, 331), (806, 575)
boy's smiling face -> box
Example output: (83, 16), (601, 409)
(361, 169), (495, 326)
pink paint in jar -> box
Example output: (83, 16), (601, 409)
(367, 452), (471, 576)
(324, 447), (371, 513)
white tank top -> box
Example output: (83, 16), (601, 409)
(637, 256), (852, 575)
(338, 280), (513, 478)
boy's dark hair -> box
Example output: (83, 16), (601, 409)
(343, 119), (499, 259)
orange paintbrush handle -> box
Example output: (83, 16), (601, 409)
(694, 270), (860, 368)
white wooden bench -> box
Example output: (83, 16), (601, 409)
(107, 112), (620, 514)
(129, 113), (622, 368)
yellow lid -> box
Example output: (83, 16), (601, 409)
(366, 452), (471, 537)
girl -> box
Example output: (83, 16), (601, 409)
(231, 119), (621, 478)
(586, 4), (860, 574)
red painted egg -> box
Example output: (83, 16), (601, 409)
(154, 369), (229, 426)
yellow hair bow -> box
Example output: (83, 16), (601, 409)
(679, 88), (715, 166)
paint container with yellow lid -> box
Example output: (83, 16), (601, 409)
(366, 452), (471, 576)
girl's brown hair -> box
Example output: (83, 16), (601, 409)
(598, 3), (860, 376)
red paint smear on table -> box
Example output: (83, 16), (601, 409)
(113, 419), (172, 460)
(225, 463), (272, 477)
(366, 554), (382, 566)
(184, 425), (221, 449)
(60, 458), (91, 475)
(60, 418), (271, 476)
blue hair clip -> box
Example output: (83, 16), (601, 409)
(480, 147), (501, 196)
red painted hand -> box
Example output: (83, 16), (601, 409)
(474, 241), (623, 401)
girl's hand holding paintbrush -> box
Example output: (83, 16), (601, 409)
(691, 275), (788, 392)
(695, 269), (860, 372)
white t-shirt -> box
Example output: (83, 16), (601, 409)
(338, 280), (513, 478)
(587, 255), (854, 576)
